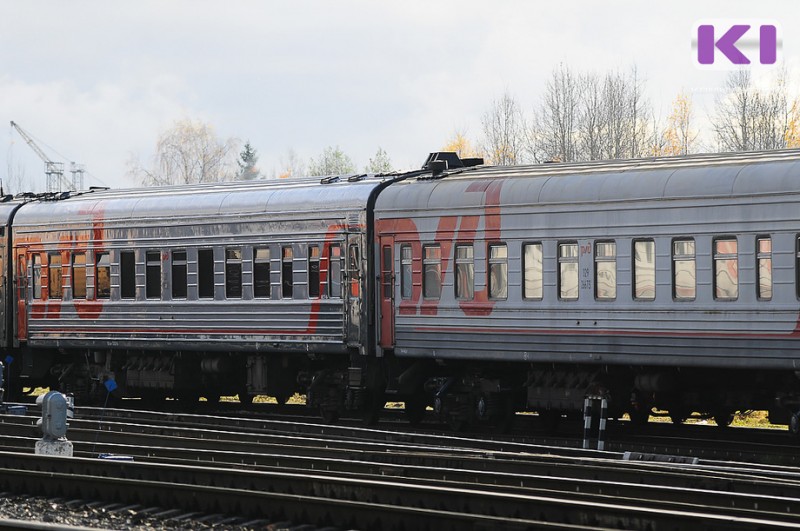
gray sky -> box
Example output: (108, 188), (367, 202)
(1, 0), (798, 191)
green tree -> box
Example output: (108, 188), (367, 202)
(365, 147), (393, 173)
(237, 141), (260, 180)
(308, 146), (356, 175)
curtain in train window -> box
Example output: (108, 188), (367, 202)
(95, 252), (111, 299)
(713, 238), (738, 300)
(488, 244), (508, 300)
(172, 250), (188, 299)
(523, 243), (543, 300)
(594, 241), (616, 301)
(633, 240), (655, 300)
(758, 237), (772, 301)
(32, 254), (42, 299)
(400, 245), (412, 300)
(48, 253), (62, 300)
(455, 245), (474, 300)
(558, 242), (578, 301)
(308, 246), (321, 299)
(72, 253), (87, 299)
(672, 239), (695, 300)
(254, 247), (271, 298)
(145, 251), (161, 299)
(423, 245), (441, 299)
(328, 245), (342, 298)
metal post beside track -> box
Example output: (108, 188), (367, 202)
(582, 395), (609, 451)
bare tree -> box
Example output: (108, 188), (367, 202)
(365, 147), (393, 173)
(307, 146), (356, 176)
(128, 119), (239, 186)
(531, 65), (582, 162)
(711, 69), (798, 152)
(273, 148), (306, 179)
(5, 147), (30, 194)
(480, 92), (526, 165)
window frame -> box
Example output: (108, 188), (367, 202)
(95, 252), (111, 300)
(594, 241), (616, 301)
(454, 244), (474, 301)
(422, 244), (442, 300)
(758, 236), (772, 301)
(713, 236), (738, 301)
(522, 242), (543, 301)
(145, 250), (161, 300)
(400, 244), (412, 300)
(282, 246), (294, 299)
(308, 245), (321, 299)
(32, 253), (42, 299)
(488, 242), (508, 301)
(328, 244), (342, 298)
(48, 253), (63, 300)
(672, 238), (696, 301)
(558, 241), (579, 301)
(225, 248), (243, 299)
(172, 249), (188, 299)
(253, 247), (271, 299)
(120, 251), (136, 300)
(632, 239), (656, 301)
(197, 248), (215, 299)
(72, 252), (87, 300)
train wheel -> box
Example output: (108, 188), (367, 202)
(320, 407), (340, 423)
(628, 407), (651, 426)
(713, 410), (734, 428)
(404, 397), (427, 425)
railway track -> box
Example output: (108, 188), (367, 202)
(2, 406), (800, 529)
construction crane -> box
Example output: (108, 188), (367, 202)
(9, 121), (84, 192)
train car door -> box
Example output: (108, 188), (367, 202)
(15, 251), (27, 343)
(379, 236), (394, 348)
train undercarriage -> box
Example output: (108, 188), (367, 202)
(12, 347), (800, 436)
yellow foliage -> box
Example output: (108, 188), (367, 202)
(442, 131), (481, 159)
(653, 91), (695, 157)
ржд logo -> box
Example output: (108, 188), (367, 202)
(695, 23), (779, 66)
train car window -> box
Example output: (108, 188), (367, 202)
(328, 245), (342, 298)
(145, 250), (161, 299)
(95, 253), (110, 299)
(558, 242), (578, 301)
(488, 244), (508, 300)
(713, 238), (738, 300)
(523, 243), (543, 300)
(348, 244), (360, 298)
(308, 246), (321, 299)
(198, 249), (214, 299)
(672, 239), (696, 300)
(72, 253), (87, 299)
(758, 237), (772, 301)
(254, 247), (271, 298)
(282, 246), (294, 298)
(423, 245), (441, 299)
(594, 241), (616, 301)
(633, 240), (655, 300)
(32, 254), (42, 299)
(225, 248), (242, 298)
(48, 254), (63, 300)
(172, 250), (188, 299)
(120, 251), (136, 299)
(400, 245), (412, 300)
(455, 245), (474, 300)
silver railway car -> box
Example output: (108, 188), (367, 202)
(374, 150), (800, 428)
(11, 176), (390, 410)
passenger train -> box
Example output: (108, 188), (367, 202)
(4, 149), (800, 431)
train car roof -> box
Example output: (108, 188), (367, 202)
(13, 174), (390, 227)
(375, 149), (800, 212)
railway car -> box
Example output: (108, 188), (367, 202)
(375, 149), (800, 430)
(9, 176), (397, 419)
(7, 149), (800, 433)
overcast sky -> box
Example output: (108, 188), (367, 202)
(1, 1), (798, 191)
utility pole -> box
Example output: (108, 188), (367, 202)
(9, 121), (82, 192)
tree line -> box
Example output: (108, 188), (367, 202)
(126, 67), (800, 186)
